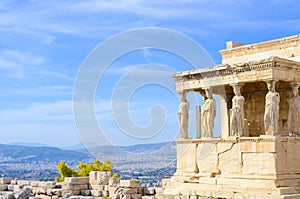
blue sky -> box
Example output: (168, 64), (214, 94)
(0, 0), (299, 147)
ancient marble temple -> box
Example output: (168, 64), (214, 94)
(159, 35), (300, 199)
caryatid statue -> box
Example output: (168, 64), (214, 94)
(178, 92), (190, 139)
(201, 88), (216, 137)
(288, 83), (300, 136)
(230, 84), (245, 136)
(264, 80), (280, 135)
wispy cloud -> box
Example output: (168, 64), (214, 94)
(0, 49), (45, 78)
(0, 100), (73, 123)
(1, 0), (298, 41)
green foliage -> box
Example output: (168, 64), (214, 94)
(55, 161), (79, 182)
(112, 172), (121, 180)
(55, 159), (118, 182)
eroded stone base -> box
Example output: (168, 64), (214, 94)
(161, 137), (300, 199)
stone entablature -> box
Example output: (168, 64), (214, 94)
(173, 56), (300, 92)
(220, 34), (300, 64)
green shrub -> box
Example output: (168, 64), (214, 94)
(55, 159), (119, 182)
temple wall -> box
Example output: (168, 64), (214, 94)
(275, 138), (300, 174)
(243, 90), (266, 137)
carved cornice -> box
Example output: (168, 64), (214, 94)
(172, 57), (300, 83)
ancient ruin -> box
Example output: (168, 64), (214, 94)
(0, 172), (160, 199)
(158, 34), (300, 198)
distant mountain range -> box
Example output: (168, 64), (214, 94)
(63, 141), (176, 153)
(6, 142), (49, 147)
(0, 143), (89, 163)
(5, 141), (176, 154)
(0, 141), (176, 163)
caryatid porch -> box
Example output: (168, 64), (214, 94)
(159, 35), (300, 199)
(174, 56), (300, 139)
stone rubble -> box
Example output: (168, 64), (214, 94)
(0, 173), (160, 199)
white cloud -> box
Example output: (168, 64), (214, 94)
(0, 100), (73, 123)
(0, 0), (298, 43)
(0, 49), (45, 78)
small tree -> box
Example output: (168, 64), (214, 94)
(55, 159), (118, 182)
(55, 161), (79, 182)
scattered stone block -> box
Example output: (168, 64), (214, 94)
(108, 186), (115, 194)
(0, 184), (8, 191)
(34, 187), (47, 195)
(46, 189), (52, 196)
(80, 190), (91, 196)
(119, 180), (140, 188)
(142, 196), (155, 199)
(143, 187), (155, 195)
(161, 179), (170, 188)
(54, 183), (62, 189)
(62, 192), (72, 199)
(89, 171), (111, 185)
(36, 182), (56, 189)
(90, 190), (102, 197)
(35, 195), (51, 199)
(154, 187), (164, 194)
(88, 185), (104, 190)
(129, 194), (143, 199)
(64, 178), (89, 185)
(102, 190), (109, 197)
(50, 189), (62, 196)
(68, 197), (80, 199)
(63, 184), (88, 190)
(110, 193), (120, 199)
(117, 188), (143, 195)
(0, 178), (12, 185)
(12, 185), (21, 193)
(109, 178), (119, 187)
(10, 180), (18, 185)
(15, 187), (32, 199)
(7, 185), (14, 191)
(3, 192), (15, 199)
(17, 181), (29, 187)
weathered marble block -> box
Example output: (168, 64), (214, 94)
(119, 180), (140, 188)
